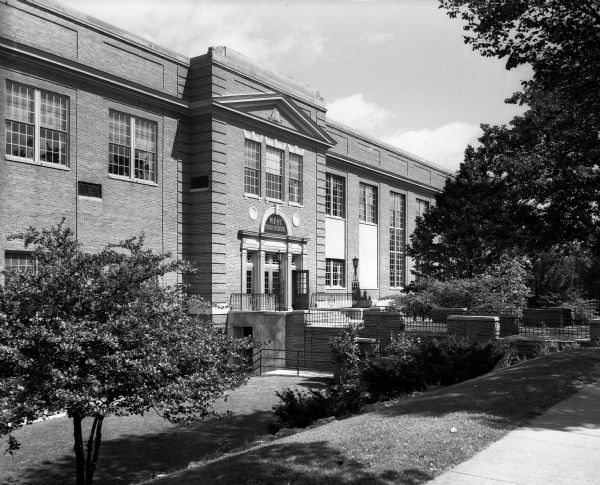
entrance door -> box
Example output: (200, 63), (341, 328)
(292, 270), (309, 310)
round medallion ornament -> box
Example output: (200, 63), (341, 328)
(248, 206), (258, 220)
(292, 214), (300, 227)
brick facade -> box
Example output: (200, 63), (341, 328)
(1, 0), (450, 304)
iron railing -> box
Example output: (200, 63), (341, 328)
(252, 347), (335, 375)
(304, 308), (364, 327)
(310, 292), (355, 308)
(229, 293), (284, 311)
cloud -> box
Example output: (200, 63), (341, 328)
(359, 32), (395, 45)
(383, 122), (482, 172)
(60, 0), (327, 68)
(326, 94), (396, 134)
(327, 94), (480, 172)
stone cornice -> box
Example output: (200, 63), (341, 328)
(327, 152), (444, 194)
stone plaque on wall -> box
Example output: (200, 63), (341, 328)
(264, 214), (288, 235)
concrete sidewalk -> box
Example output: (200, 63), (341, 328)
(429, 380), (600, 484)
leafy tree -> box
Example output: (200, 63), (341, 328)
(0, 222), (252, 485)
(411, 1), (600, 293)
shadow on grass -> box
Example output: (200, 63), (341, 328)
(150, 440), (433, 485)
(7, 410), (276, 485)
(370, 348), (600, 432)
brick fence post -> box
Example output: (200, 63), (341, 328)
(591, 318), (600, 345)
(447, 315), (500, 344)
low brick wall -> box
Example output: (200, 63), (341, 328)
(431, 307), (468, 323)
(447, 315), (500, 343)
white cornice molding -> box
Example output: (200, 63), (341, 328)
(327, 152), (445, 194)
(1, 39), (189, 112)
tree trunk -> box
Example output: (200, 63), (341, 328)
(73, 413), (85, 485)
(85, 416), (104, 485)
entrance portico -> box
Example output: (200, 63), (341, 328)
(237, 207), (308, 311)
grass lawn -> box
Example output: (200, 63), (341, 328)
(145, 348), (600, 485)
(0, 374), (331, 484)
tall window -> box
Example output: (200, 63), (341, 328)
(288, 153), (302, 204)
(360, 183), (378, 224)
(5, 81), (69, 167)
(326, 259), (345, 287)
(109, 110), (157, 183)
(266, 146), (283, 200)
(244, 139), (261, 195)
(416, 198), (430, 219)
(326, 174), (345, 218)
(389, 192), (406, 288)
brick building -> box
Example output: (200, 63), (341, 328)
(1, 0), (450, 320)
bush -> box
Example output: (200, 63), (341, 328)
(270, 326), (365, 431)
(389, 257), (529, 317)
(362, 335), (513, 401)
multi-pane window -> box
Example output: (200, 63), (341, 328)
(390, 193), (406, 288)
(266, 146), (283, 200)
(4, 252), (34, 272)
(5, 81), (69, 167)
(109, 110), (157, 183)
(244, 139), (261, 195)
(288, 153), (302, 204)
(416, 198), (430, 219)
(326, 174), (345, 218)
(359, 183), (378, 224)
(326, 259), (345, 287)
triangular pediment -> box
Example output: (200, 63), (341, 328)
(213, 93), (336, 147)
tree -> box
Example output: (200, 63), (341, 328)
(0, 222), (252, 485)
(410, 1), (600, 293)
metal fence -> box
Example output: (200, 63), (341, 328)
(304, 308), (364, 327)
(252, 347), (335, 375)
(229, 293), (284, 311)
(310, 292), (355, 308)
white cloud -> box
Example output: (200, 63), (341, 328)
(360, 32), (395, 45)
(327, 94), (480, 172)
(383, 122), (482, 172)
(60, 0), (328, 68)
(326, 93), (396, 134)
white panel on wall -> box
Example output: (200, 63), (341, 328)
(359, 223), (378, 289)
(325, 217), (346, 259)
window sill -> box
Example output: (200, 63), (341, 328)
(108, 174), (157, 186)
(265, 197), (284, 204)
(326, 215), (346, 221)
(325, 286), (347, 290)
(289, 201), (304, 208)
(244, 193), (262, 201)
(358, 220), (378, 227)
(190, 188), (209, 193)
(6, 155), (70, 171)
(78, 195), (102, 202)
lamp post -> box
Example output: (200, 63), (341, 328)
(352, 257), (359, 306)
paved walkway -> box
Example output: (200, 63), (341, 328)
(429, 380), (600, 485)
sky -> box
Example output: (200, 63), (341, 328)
(59, 0), (532, 173)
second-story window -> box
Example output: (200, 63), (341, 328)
(416, 198), (430, 219)
(326, 173), (345, 218)
(359, 183), (378, 224)
(109, 110), (157, 183)
(244, 139), (261, 196)
(266, 146), (283, 200)
(5, 81), (69, 167)
(288, 153), (302, 204)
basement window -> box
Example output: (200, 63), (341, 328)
(190, 175), (209, 191)
(78, 181), (102, 199)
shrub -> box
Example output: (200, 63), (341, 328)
(362, 335), (513, 401)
